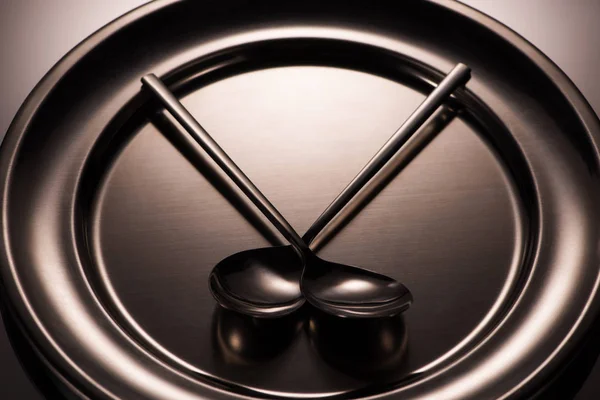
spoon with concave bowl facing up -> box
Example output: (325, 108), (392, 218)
(142, 63), (470, 318)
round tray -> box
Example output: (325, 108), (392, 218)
(2, 1), (600, 399)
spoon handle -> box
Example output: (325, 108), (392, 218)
(141, 74), (309, 253)
(302, 63), (471, 245)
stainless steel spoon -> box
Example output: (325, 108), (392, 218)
(142, 63), (470, 318)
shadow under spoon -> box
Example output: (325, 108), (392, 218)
(141, 63), (470, 318)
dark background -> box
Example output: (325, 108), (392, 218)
(1, 1), (599, 398)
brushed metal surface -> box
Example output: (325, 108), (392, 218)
(93, 64), (521, 395)
(1, 1), (600, 399)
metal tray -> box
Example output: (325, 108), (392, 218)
(1, 1), (600, 399)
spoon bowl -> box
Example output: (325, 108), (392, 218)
(301, 253), (412, 318)
(210, 244), (412, 318)
(209, 246), (304, 317)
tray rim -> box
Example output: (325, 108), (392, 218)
(1, 0), (600, 399)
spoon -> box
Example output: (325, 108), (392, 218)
(142, 63), (470, 318)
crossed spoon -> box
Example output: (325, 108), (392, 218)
(142, 63), (470, 318)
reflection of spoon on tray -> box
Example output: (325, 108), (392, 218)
(142, 63), (470, 318)
(212, 306), (304, 366)
(307, 308), (408, 379)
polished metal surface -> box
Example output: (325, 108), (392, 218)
(142, 64), (468, 319)
(300, 253), (411, 319)
(142, 73), (308, 317)
(1, 1), (600, 399)
(300, 64), (469, 318)
(143, 73), (412, 319)
(209, 246), (305, 317)
(302, 63), (471, 245)
(142, 73), (309, 253)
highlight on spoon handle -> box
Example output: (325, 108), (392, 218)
(302, 63), (471, 245)
(141, 74), (309, 253)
